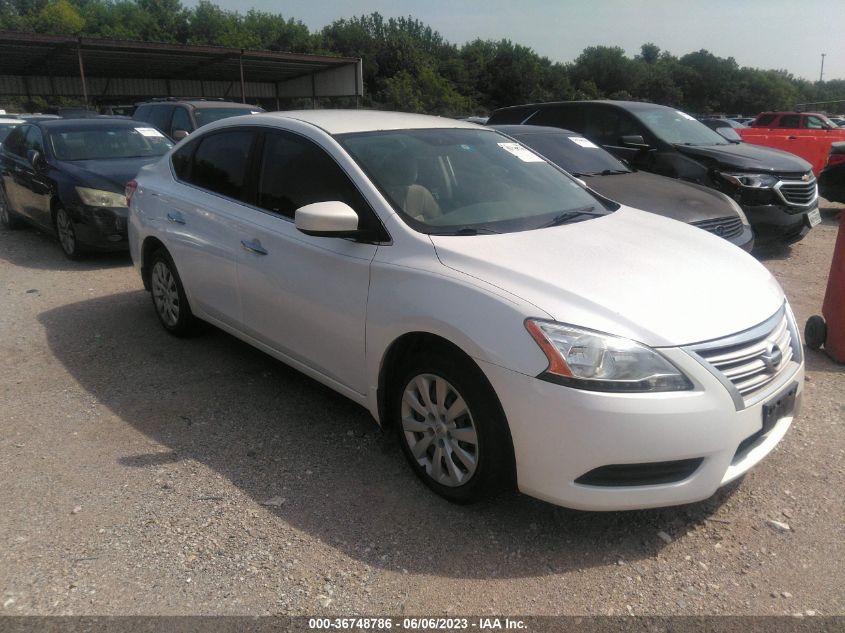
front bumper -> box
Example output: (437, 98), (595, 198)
(743, 201), (814, 245)
(728, 223), (755, 252)
(70, 204), (129, 251)
(478, 347), (803, 511)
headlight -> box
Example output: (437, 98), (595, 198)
(717, 172), (778, 189)
(525, 319), (693, 392)
(725, 194), (750, 226)
(76, 187), (128, 208)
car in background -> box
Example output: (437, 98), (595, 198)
(488, 100), (820, 245)
(829, 117), (845, 128)
(740, 111), (845, 176)
(128, 110), (803, 511)
(132, 99), (265, 140)
(0, 117), (24, 143)
(492, 124), (753, 251)
(700, 117), (747, 130)
(0, 118), (172, 258)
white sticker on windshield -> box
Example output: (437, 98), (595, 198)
(676, 110), (696, 121)
(135, 127), (165, 138)
(497, 142), (544, 162)
(568, 136), (599, 149)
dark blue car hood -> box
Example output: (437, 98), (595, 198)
(54, 156), (163, 192)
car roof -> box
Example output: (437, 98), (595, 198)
(493, 99), (682, 116)
(242, 110), (482, 135)
(0, 118), (24, 123)
(37, 117), (148, 130)
(140, 100), (257, 108)
(491, 124), (578, 136)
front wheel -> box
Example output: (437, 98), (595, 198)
(149, 249), (195, 336)
(393, 350), (514, 503)
(55, 206), (83, 259)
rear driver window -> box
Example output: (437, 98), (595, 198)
(188, 130), (254, 200)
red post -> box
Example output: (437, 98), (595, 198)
(821, 212), (845, 361)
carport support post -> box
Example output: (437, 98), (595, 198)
(239, 50), (246, 104)
(76, 39), (89, 107)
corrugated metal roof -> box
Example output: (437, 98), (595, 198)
(0, 31), (362, 99)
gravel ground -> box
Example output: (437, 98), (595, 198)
(0, 202), (843, 617)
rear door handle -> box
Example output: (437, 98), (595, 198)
(241, 239), (268, 255)
(167, 211), (185, 224)
(787, 136), (798, 140)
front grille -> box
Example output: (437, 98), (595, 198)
(575, 458), (704, 487)
(692, 216), (744, 239)
(687, 307), (798, 408)
(776, 178), (817, 207)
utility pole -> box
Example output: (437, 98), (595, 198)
(819, 53), (826, 83)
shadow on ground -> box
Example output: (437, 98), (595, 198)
(37, 288), (742, 580)
(0, 224), (131, 271)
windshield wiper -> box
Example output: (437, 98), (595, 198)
(433, 226), (502, 236)
(584, 169), (628, 176)
(540, 206), (602, 228)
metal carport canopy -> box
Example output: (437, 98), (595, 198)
(0, 31), (363, 105)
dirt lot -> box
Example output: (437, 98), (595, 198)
(1, 203), (843, 617)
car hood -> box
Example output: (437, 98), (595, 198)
(430, 207), (784, 347)
(674, 142), (812, 174)
(584, 171), (737, 223)
(54, 156), (163, 192)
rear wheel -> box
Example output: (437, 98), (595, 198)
(149, 249), (195, 336)
(54, 206), (83, 259)
(393, 349), (514, 503)
(0, 187), (21, 229)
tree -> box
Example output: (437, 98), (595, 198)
(34, 0), (83, 34)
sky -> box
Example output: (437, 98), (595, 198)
(183, 0), (845, 82)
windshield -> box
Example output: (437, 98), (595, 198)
(635, 108), (729, 146)
(193, 107), (262, 127)
(49, 126), (173, 160)
(508, 132), (630, 176)
(338, 128), (613, 234)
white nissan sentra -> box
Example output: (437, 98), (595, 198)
(127, 111), (804, 511)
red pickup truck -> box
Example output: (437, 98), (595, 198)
(737, 112), (845, 175)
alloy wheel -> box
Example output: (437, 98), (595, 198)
(400, 373), (479, 487)
(151, 261), (180, 327)
(56, 208), (76, 255)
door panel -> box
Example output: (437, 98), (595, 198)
(235, 210), (376, 394)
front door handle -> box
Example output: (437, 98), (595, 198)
(787, 135), (798, 140)
(167, 211), (185, 224)
(241, 239), (268, 255)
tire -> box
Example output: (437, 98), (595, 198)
(804, 315), (827, 350)
(149, 249), (195, 336)
(54, 205), (83, 259)
(0, 187), (21, 229)
(392, 349), (515, 503)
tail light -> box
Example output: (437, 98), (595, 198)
(125, 180), (138, 206)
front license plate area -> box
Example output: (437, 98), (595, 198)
(806, 207), (821, 228)
(762, 381), (798, 433)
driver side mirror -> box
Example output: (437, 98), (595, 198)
(172, 129), (190, 141)
(295, 201), (359, 237)
(26, 149), (46, 171)
(619, 135), (651, 150)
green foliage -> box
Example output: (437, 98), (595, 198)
(35, 0), (84, 34)
(1, 1), (842, 115)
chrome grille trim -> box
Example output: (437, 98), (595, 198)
(774, 177), (818, 208)
(691, 216), (744, 239)
(684, 305), (802, 410)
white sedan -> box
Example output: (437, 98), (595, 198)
(127, 111), (804, 510)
